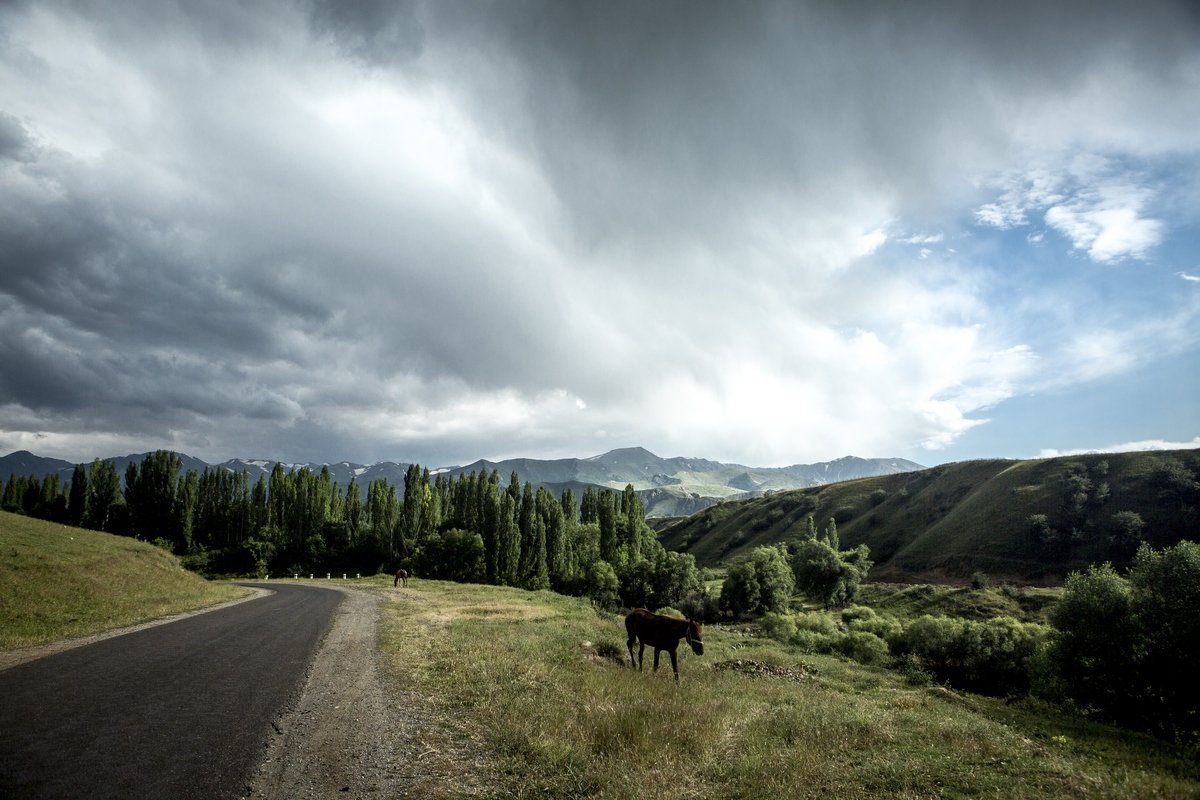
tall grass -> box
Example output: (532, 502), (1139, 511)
(0, 510), (247, 648)
(377, 580), (1199, 799)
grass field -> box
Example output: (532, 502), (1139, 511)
(6, 511), (1195, 797)
(375, 577), (1200, 800)
(0, 511), (248, 649)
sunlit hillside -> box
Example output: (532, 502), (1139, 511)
(659, 450), (1200, 584)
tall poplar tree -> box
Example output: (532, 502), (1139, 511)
(498, 492), (520, 585)
(67, 463), (88, 526)
(622, 484), (644, 562)
(175, 470), (199, 552)
(84, 459), (122, 532)
(125, 450), (182, 546)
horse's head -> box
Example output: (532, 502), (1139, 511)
(685, 620), (704, 656)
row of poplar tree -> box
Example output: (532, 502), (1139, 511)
(1, 450), (703, 610)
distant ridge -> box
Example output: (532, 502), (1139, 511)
(0, 448), (924, 517)
(657, 449), (1200, 584)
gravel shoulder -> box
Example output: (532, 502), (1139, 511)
(246, 586), (493, 799)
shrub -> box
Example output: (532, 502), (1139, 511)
(594, 639), (625, 663)
(791, 629), (839, 654)
(758, 611), (798, 643)
(839, 630), (889, 666)
(901, 614), (1047, 696)
(793, 611), (839, 636)
(848, 613), (903, 644)
(894, 653), (934, 686)
(840, 604), (877, 624)
(676, 590), (720, 623)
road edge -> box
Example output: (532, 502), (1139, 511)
(0, 584), (272, 671)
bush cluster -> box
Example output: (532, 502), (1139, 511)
(1038, 541), (1200, 742)
(750, 540), (1200, 745)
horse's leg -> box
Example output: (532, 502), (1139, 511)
(627, 635), (636, 668)
(670, 648), (680, 681)
(653, 648), (661, 673)
(638, 642), (646, 672)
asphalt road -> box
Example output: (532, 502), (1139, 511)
(0, 582), (343, 800)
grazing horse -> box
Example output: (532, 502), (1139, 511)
(625, 608), (704, 681)
(393, 568), (409, 587)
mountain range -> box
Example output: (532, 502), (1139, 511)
(0, 446), (924, 518)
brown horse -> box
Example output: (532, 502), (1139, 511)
(625, 608), (704, 681)
(393, 568), (409, 587)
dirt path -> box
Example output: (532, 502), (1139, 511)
(247, 586), (492, 799)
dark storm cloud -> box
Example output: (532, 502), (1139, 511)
(0, 112), (33, 162)
(1, 0), (1196, 465)
(306, 0), (425, 64)
(366, 0), (1200, 246)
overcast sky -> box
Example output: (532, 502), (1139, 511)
(1, 0), (1198, 469)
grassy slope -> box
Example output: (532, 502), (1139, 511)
(0, 510), (248, 649)
(660, 450), (1199, 583)
(376, 578), (1199, 799)
(855, 583), (1062, 624)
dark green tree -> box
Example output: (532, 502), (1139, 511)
(175, 470), (199, 552)
(597, 490), (618, 563)
(39, 473), (67, 522)
(584, 560), (620, 610)
(720, 545), (794, 617)
(791, 537), (871, 609)
(1110, 510), (1146, 555)
(125, 450), (181, 546)
(67, 463), (88, 526)
(497, 492), (520, 586)
(1127, 541), (1200, 740)
(84, 459), (122, 532)
(518, 481), (536, 583)
(622, 484), (643, 562)
(1044, 562), (1138, 726)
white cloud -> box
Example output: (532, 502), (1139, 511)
(1045, 193), (1164, 263)
(852, 227), (890, 259)
(1039, 437), (1200, 458)
(1179, 272), (1200, 283)
(974, 201), (1026, 229)
(901, 232), (945, 245)
(974, 161), (1166, 263)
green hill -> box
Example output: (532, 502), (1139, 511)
(0, 511), (248, 649)
(659, 450), (1200, 584)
